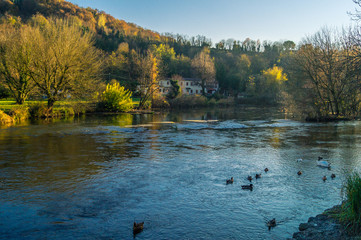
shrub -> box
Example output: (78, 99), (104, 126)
(339, 172), (361, 234)
(0, 109), (14, 126)
(69, 102), (96, 115)
(152, 93), (170, 109)
(28, 102), (49, 118)
(169, 95), (208, 109)
(52, 107), (75, 118)
(8, 105), (29, 122)
(97, 82), (133, 112)
(217, 98), (235, 107)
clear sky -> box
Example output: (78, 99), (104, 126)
(67, 0), (358, 44)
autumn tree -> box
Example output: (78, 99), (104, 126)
(151, 43), (176, 77)
(191, 47), (215, 95)
(29, 18), (101, 109)
(290, 27), (361, 119)
(0, 24), (37, 104)
(133, 50), (159, 109)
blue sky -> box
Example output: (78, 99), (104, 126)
(68, 0), (357, 44)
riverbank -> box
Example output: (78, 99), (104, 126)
(289, 205), (358, 240)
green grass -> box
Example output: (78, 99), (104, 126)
(339, 172), (361, 235)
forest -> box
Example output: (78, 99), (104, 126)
(1, 0), (361, 121)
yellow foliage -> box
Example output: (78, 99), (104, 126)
(97, 14), (106, 28)
(262, 65), (288, 83)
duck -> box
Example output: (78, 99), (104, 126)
(331, 173), (336, 179)
(297, 171), (302, 176)
(297, 158), (303, 162)
(226, 177), (234, 184)
(247, 175), (253, 182)
(264, 168), (269, 173)
(267, 218), (276, 229)
(133, 222), (144, 234)
(241, 184), (253, 190)
(255, 173), (261, 179)
(322, 176), (327, 181)
(317, 157), (331, 168)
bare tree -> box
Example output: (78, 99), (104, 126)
(0, 24), (37, 104)
(294, 27), (361, 118)
(191, 47), (215, 95)
(29, 18), (101, 109)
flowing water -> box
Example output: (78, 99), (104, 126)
(0, 107), (360, 239)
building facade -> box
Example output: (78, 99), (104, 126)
(159, 78), (218, 95)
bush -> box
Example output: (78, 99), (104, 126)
(52, 107), (75, 118)
(152, 93), (170, 109)
(28, 102), (49, 118)
(0, 109), (14, 126)
(339, 172), (361, 234)
(97, 82), (133, 112)
(169, 95), (208, 109)
(68, 102), (96, 115)
(217, 98), (234, 107)
(8, 105), (29, 122)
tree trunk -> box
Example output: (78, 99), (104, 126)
(47, 97), (55, 111)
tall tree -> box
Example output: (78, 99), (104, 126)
(191, 47), (215, 95)
(133, 50), (159, 109)
(0, 24), (37, 104)
(292, 27), (361, 118)
(29, 18), (101, 109)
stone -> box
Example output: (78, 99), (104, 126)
(299, 223), (309, 231)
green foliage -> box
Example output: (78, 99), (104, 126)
(0, 85), (11, 99)
(166, 80), (181, 100)
(339, 172), (361, 234)
(98, 82), (133, 112)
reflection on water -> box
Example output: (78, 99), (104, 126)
(1, 107), (361, 239)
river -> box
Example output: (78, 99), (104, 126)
(0, 106), (359, 239)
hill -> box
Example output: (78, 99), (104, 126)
(0, 0), (169, 51)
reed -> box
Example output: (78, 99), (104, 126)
(339, 172), (361, 234)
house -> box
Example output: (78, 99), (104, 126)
(159, 78), (218, 95)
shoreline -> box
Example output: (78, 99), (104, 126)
(289, 204), (356, 240)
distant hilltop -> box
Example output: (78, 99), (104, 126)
(0, 0), (168, 51)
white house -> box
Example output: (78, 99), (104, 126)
(159, 78), (218, 95)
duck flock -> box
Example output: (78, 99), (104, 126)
(133, 156), (336, 235)
(225, 156), (336, 230)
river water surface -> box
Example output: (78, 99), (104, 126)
(0, 107), (360, 239)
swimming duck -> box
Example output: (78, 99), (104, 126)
(241, 184), (253, 190)
(133, 222), (144, 234)
(297, 171), (302, 176)
(297, 158), (303, 162)
(322, 176), (327, 181)
(267, 218), (276, 229)
(264, 168), (269, 173)
(255, 174), (261, 179)
(331, 173), (336, 179)
(226, 177), (234, 184)
(247, 175), (253, 182)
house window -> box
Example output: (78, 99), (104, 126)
(196, 90), (198, 94)
(190, 90), (193, 93)
(186, 82), (189, 86)
(167, 81), (169, 85)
